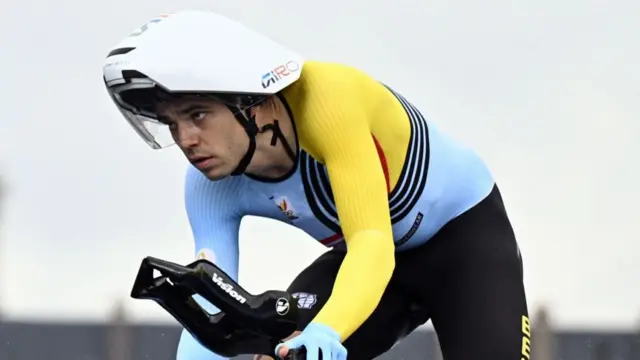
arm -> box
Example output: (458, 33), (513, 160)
(303, 66), (396, 341)
(176, 166), (243, 360)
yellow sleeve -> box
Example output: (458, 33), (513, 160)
(298, 63), (396, 341)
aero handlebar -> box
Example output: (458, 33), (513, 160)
(130, 256), (300, 358)
(285, 348), (319, 360)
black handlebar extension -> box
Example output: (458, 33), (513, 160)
(131, 256), (324, 359)
(130, 256), (300, 357)
(283, 347), (327, 359)
(284, 348), (309, 360)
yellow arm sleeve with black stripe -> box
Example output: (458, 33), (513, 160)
(285, 62), (396, 341)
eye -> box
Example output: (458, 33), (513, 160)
(191, 111), (208, 121)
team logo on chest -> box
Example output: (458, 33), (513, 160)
(270, 195), (299, 221)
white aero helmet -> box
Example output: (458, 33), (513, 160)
(103, 10), (304, 167)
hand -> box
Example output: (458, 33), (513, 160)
(275, 323), (347, 360)
(253, 331), (300, 360)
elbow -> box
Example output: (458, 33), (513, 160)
(177, 328), (223, 360)
(362, 231), (396, 280)
(348, 229), (396, 282)
(373, 230), (395, 267)
(378, 240), (395, 281)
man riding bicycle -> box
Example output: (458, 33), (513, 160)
(103, 10), (530, 360)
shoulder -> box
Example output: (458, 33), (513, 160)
(290, 60), (376, 90)
(282, 61), (391, 158)
(283, 60), (393, 113)
(301, 60), (364, 74)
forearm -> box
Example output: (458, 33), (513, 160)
(175, 295), (226, 360)
(177, 329), (228, 360)
(311, 230), (395, 341)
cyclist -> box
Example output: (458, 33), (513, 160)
(103, 10), (530, 360)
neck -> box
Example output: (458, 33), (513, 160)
(245, 108), (298, 180)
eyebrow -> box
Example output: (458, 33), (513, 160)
(177, 104), (208, 115)
(155, 113), (172, 125)
(155, 103), (208, 123)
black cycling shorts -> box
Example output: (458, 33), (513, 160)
(286, 185), (530, 360)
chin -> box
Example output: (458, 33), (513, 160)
(201, 167), (231, 181)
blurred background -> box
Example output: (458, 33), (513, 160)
(0, 0), (638, 359)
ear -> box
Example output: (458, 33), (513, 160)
(251, 97), (276, 124)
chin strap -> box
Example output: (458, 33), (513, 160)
(261, 120), (297, 161)
(230, 110), (296, 176)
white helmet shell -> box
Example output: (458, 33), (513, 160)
(103, 10), (304, 93)
(102, 10), (305, 149)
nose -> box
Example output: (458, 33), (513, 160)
(175, 122), (200, 149)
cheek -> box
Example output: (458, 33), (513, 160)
(227, 135), (245, 158)
(223, 119), (248, 148)
(203, 121), (242, 153)
(232, 125), (250, 151)
(200, 120), (227, 143)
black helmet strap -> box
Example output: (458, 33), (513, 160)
(229, 107), (296, 177)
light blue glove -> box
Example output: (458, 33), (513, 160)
(275, 322), (347, 360)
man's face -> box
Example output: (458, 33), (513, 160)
(156, 96), (248, 180)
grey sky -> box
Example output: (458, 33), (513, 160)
(0, 0), (638, 329)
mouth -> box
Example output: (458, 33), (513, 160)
(189, 156), (214, 169)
